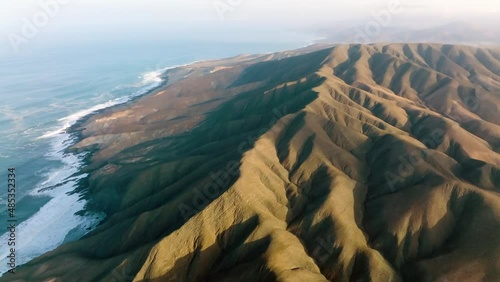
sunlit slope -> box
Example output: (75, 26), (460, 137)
(6, 43), (500, 282)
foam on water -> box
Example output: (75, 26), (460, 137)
(38, 100), (119, 139)
(0, 178), (103, 272)
(0, 68), (170, 276)
(37, 68), (167, 140)
(0, 132), (105, 275)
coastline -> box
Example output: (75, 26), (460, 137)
(63, 69), (172, 217)
(64, 58), (216, 145)
(61, 57), (219, 216)
(0, 43), (327, 277)
(61, 44), (332, 218)
(0, 39), (329, 277)
(0, 63), (186, 276)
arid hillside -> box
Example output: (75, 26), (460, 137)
(5, 43), (500, 282)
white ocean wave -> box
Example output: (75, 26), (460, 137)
(37, 67), (171, 140)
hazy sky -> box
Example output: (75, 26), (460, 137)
(0, 0), (498, 54)
(1, 0), (498, 25)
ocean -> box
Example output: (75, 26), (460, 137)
(0, 39), (310, 273)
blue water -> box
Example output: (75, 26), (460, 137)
(0, 39), (310, 273)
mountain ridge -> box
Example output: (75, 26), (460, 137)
(4, 43), (500, 282)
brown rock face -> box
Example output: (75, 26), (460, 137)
(5, 43), (500, 282)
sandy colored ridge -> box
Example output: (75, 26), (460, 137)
(4, 43), (500, 282)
